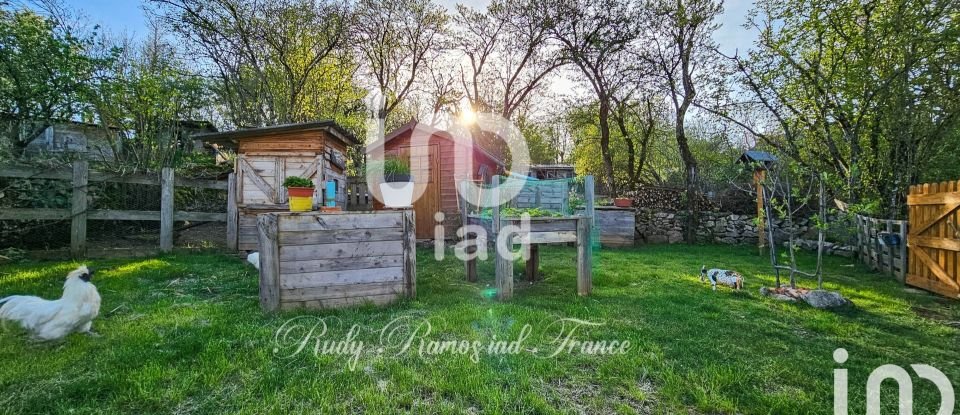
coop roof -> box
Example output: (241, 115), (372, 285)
(194, 120), (358, 146)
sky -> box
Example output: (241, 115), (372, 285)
(59, 0), (758, 112)
(61, 0), (758, 53)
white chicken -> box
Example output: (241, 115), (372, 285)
(0, 265), (101, 341)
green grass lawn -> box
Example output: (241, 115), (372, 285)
(0, 245), (957, 414)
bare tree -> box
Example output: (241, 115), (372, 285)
(646, 0), (723, 242)
(354, 0), (447, 127)
(454, 0), (564, 120)
(543, 0), (643, 196)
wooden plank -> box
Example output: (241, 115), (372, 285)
(70, 160), (88, 259)
(280, 267), (404, 289)
(403, 209), (417, 298)
(279, 293), (399, 311)
(281, 281), (405, 302)
(0, 208), (71, 220)
(275, 157), (286, 204)
(160, 167), (174, 253)
(280, 255), (403, 274)
(278, 227), (403, 245)
(257, 214), (281, 312)
(226, 173), (238, 251)
(276, 212), (403, 231)
(279, 240), (404, 261)
(0, 166), (226, 189)
(520, 231), (579, 244)
(907, 192), (960, 205)
(906, 274), (960, 299)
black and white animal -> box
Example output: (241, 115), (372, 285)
(0, 265), (101, 340)
(700, 265), (744, 291)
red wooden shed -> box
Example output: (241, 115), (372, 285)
(370, 120), (504, 239)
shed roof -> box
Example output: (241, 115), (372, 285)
(378, 120), (505, 167)
(193, 120), (357, 146)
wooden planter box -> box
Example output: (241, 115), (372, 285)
(256, 210), (416, 311)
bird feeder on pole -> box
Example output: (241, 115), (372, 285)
(738, 150), (778, 252)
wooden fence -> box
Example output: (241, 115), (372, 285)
(906, 180), (960, 299)
(0, 160), (231, 258)
(855, 214), (908, 281)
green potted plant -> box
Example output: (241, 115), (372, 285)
(282, 176), (315, 212)
(368, 156), (414, 207)
(613, 196), (632, 208)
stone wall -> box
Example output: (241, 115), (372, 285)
(634, 208), (811, 245)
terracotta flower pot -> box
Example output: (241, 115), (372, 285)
(613, 197), (632, 208)
(286, 187), (315, 212)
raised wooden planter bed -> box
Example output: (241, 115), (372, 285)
(460, 175), (595, 300)
(578, 206), (636, 247)
(255, 210), (416, 311)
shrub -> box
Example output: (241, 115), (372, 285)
(282, 176), (314, 188)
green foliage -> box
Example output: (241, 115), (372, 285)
(742, 0), (960, 217)
(282, 176), (314, 188)
(0, 5), (107, 153)
(89, 33), (211, 169)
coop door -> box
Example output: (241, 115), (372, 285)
(237, 155), (322, 205)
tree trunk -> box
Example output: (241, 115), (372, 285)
(675, 109), (698, 243)
(598, 99), (617, 197)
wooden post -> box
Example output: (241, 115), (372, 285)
(577, 175), (595, 295)
(584, 175), (595, 248)
(70, 160), (88, 258)
(226, 173), (238, 251)
(160, 167), (174, 252)
(898, 220), (907, 284)
(403, 209), (418, 298)
(755, 169), (766, 251)
(885, 219), (894, 276)
(257, 214), (280, 312)
(492, 175), (513, 300)
(577, 216), (592, 296)
(461, 180), (477, 282)
(526, 245), (539, 282)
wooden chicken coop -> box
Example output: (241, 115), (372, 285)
(195, 121), (358, 251)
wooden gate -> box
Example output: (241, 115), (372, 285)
(907, 180), (960, 299)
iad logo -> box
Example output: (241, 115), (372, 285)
(833, 348), (955, 414)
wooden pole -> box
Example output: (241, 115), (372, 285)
(585, 175), (596, 248)
(70, 160), (88, 259)
(226, 173), (238, 251)
(755, 169), (766, 252)
(160, 167), (174, 252)
(526, 245), (539, 282)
